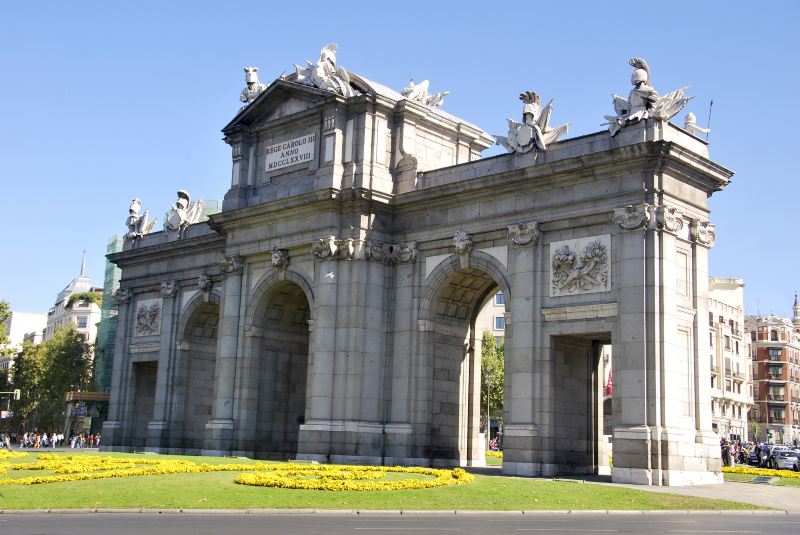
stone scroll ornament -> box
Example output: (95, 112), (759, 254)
(551, 238), (610, 296)
(691, 220), (716, 247)
(508, 222), (539, 247)
(496, 91), (570, 154)
(453, 230), (473, 269)
(604, 57), (692, 136)
(197, 273), (212, 292)
(292, 44), (357, 98)
(134, 299), (162, 337)
(112, 287), (131, 304)
(124, 198), (157, 243)
(160, 280), (177, 298)
(656, 205), (685, 234)
(220, 255), (243, 275)
(402, 79), (449, 107)
(613, 204), (651, 231)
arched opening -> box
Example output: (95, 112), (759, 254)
(427, 267), (505, 467)
(253, 281), (310, 459)
(178, 301), (219, 452)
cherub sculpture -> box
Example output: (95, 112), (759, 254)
(240, 67), (268, 106)
(124, 198), (157, 243)
(293, 44), (356, 98)
(683, 112), (711, 137)
(164, 190), (204, 240)
(402, 79), (449, 107)
(604, 57), (692, 136)
(495, 91), (570, 154)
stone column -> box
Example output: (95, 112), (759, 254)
(146, 283), (178, 452)
(101, 288), (133, 451)
(502, 222), (541, 477)
(203, 256), (243, 455)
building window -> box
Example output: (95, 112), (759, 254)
(770, 330), (779, 341)
(494, 316), (505, 330)
(769, 365), (783, 379)
(769, 348), (782, 361)
(719, 315), (724, 324)
(725, 379), (732, 391)
(735, 341), (739, 354)
(494, 292), (505, 306)
(724, 336), (731, 350)
(76, 316), (88, 328)
(709, 332), (713, 347)
(751, 331), (756, 341)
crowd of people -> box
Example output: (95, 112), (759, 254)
(0, 431), (101, 449)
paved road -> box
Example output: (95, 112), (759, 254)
(0, 512), (797, 535)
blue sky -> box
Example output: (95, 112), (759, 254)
(1, 1), (797, 317)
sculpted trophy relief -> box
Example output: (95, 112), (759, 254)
(239, 67), (268, 107)
(496, 91), (570, 154)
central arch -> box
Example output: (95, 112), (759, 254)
(250, 280), (311, 459)
(421, 254), (511, 467)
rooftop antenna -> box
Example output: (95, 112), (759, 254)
(705, 100), (713, 141)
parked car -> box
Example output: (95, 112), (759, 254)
(768, 446), (790, 469)
(747, 448), (760, 466)
(774, 449), (800, 471)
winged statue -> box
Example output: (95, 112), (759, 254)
(604, 57), (692, 136)
(124, 198), (157, 243)
(402, 79), (449, 107)
(292, 44), (357, 98)
(496, 91), (570, 154)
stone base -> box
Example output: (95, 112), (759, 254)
(203, 418), (234, 453)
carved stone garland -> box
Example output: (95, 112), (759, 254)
(311, 236), (355, 261)
(365, 241), (418, 264)
(508, 222), (539, 247)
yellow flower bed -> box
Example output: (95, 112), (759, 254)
(485, 451), (503, 459)
(0, 454), (474, 491)
(0, 450), (26, 460)
(723, 465), (800, 479)
(235, 465), (473, 491)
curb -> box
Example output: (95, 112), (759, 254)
(0, 509), (790, 516)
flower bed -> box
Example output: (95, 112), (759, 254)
(485, 451), (503, 458)
(0, 454), (474, 491)
(723, 465), (800, 479)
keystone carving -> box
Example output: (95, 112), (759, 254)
(198, 273), (212, 292)
(453, 230), (474, 269)
(691, 220), (716, 248)
(613, 204), (650, 231)
(508, 222), (539, 247)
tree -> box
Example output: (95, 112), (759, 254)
(480, 330), (504, 433)
(11, 325), (92, 431)
(749, 421), (761, 443)
(0, 299), (14, 360)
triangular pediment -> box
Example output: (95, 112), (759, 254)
(223, 80), (337, 134)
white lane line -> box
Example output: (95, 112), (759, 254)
(517, 530), (619, 533)
(353, 529), (460, 532)
(666, 531), (761, 534)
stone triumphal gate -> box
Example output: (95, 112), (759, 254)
(103, 48), (732, 485)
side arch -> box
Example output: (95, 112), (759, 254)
(244, 268), (315, 329)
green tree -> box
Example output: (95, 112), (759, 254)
(11, 325), (92, 431)
(0, 299), (14, 360)
(480, 330), (504, 432)
(748, 421), (761, 442)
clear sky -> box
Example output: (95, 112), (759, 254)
(1, 1), (797, 317)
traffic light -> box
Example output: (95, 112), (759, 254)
(13, 389), (20, 400)
(766, 430), (773, 440)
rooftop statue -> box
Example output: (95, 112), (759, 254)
(604, 58), (691, 136)
(164, 190), (204, 241)
(402, 79), (449, 107)
(683, 112), (711, 137)
(124, 198), (157, 243)
(293, 44), (357, 98)
(240, 67), (268, 107)
(496, 91), (570, 154)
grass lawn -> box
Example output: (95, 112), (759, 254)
(0, 451), (761, 511)
(724, 472), (800, 487)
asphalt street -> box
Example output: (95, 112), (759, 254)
(0, 512), (798, 535)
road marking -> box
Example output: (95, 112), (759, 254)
(666, 531), (761, 534)
(354, 529), (460, 532)
(517, 530), (618, 533)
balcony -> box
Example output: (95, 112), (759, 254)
(733, 371), (747, 381)
(767, 395), (787, 402)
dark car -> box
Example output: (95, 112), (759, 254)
(747, 449), (760, 466)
